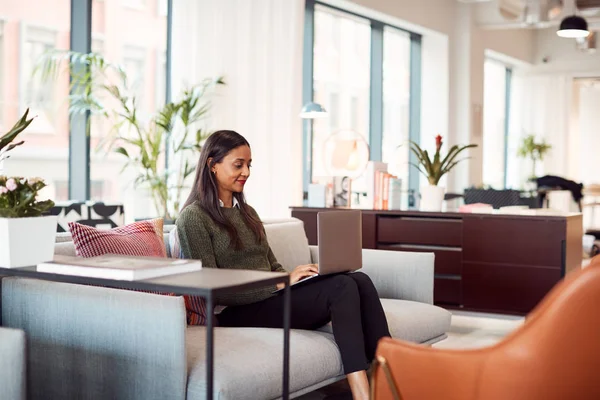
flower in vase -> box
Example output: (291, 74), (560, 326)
(6, 178), (17, 191)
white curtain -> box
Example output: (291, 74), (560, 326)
(172, 0), (305, 218)
(506, 73), (572, 189)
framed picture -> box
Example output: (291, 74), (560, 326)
(333, 176), (351, 208)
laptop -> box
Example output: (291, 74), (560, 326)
(274, 210), (362, 292)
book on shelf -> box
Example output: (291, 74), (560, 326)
(365, 161), (388, 209)
(37, 254), (203, 281)
(388, 177), (402, 210)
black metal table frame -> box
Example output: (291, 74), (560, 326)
(0, 267), (291, 400)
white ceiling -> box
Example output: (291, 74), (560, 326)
(461, 0), (600, 30)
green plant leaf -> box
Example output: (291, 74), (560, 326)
(114, 147), (130, 158)
(0, 109), (34, 152)
(440, 144), (477, 172)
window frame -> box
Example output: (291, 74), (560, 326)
(67, 0), (172, 201)
(302, 0), (422, 200)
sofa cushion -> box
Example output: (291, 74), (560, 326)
(318, 299), (451, 344)
(185, 326), (343, 400)
(69, 219), (166, 258)
(55, 241), (77, 257)
(263, 219), (311, 272)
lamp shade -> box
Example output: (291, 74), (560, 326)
(557, 15), (589, 38)
(299, 102), (328, 119)
(323, 129), (369, 178)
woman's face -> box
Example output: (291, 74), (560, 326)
(211, 145), (252, 194)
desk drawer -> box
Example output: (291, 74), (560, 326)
(434, 278), (461, 305)
(378, 244), (462, 275)
(378, 216), (463, 246)
(463, 262), (561, 313)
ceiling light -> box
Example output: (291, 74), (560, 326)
(557, 15), (590, 38)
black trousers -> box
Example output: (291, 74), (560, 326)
(217, 272), (391, 373)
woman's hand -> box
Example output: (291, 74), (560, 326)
(276, 264), (319, 290)
(290, 264), (319, 284)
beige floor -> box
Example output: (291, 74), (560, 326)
(298, 310), (525, 399)
(433, 310), (524, 349)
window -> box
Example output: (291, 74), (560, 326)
(482, 58), (511, 189)
(123, 0), (145, 9)
(0, 1), (71, 202)
(0, 20), (4, 126)
(91, 0), (167, 219)
(155, 50), (167, 111)
(157, 0), (168, 16)
(122, 45), (147, 110)
(329, 92), (340, 130)
(312, 5), (371, 179)
(22, 26), (58, 133)
(304, 1), (421, 201)
(381, 26), (411, 187)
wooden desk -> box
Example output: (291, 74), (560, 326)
(291, 207), (583, 315)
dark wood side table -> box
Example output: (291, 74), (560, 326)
(0, 267), (291, 400)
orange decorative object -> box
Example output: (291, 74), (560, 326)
(371, 265), (600, 400)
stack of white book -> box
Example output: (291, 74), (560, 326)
(38, 254), (203, 281)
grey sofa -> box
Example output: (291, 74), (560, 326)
(1, 218), (451, 399)
(0, 326), (26, 400)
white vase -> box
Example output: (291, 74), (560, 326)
(0, 215), (58, 268)
(420, 185), (445, 212)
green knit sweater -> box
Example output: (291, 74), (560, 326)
(176, 201), (287, 306)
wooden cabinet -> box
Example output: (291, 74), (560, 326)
(290, 207), (583, 315)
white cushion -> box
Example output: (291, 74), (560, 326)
(264, 220), (312, 272)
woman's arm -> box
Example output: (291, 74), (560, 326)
(267, 246), (287, 273)
(176, 206), (218, 268)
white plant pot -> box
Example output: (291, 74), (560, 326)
(0, 215), (58, 268)
(420, 185), (445, 212)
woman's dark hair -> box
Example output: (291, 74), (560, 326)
(181, 130), (265, 249)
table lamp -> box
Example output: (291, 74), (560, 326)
(323, 129), (370, 207)
(300, 102), (328, 201)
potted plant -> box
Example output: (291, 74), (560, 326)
(36, 51), (224, 220)
(0, 110), (57, 268)
(0, 108), (30, 174)
(517, 134), (551, 181)
(410, 135), (477, 211)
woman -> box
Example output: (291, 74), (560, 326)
(177, 130), (390, 400)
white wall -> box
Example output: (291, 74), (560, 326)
(510, 27), (600, 191)
(532, 27), (600, 74)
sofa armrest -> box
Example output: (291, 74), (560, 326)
(1, 278), (188, 400)
(0, 327), (26, 400)
(309, 246), (434, 304)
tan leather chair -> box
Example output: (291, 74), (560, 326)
(371, 265), (600, 400)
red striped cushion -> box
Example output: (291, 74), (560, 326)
(69, 219), (167, 258)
